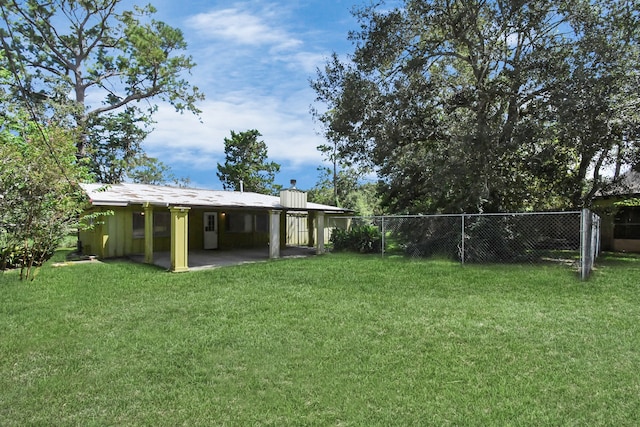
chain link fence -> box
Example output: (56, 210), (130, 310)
(327, 210), (601, 280)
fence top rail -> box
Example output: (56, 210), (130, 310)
(334, 211), (584, 220)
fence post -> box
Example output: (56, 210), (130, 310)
(381, 216), (386, 257)
(461, 214), (465, 265)
(594, 213), (601, 258)
(580, 208), (592, 280)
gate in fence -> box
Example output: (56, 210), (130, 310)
(328, 210), (601, 280)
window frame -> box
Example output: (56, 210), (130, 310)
(132, 211), (171, 239)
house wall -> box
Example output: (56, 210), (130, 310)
(79, 208), (106, 257)
(81, 206), (274, 258)
(80, 206), (174, 257)
(593, 198), (640, 253)
(286, 214), (310, 246)
(80, 207), (135, 257)
(216, 209), (270, 249)
(613, 239), (640, 252)
(188, 209), (205, 250)
(593, 199), (616, 251)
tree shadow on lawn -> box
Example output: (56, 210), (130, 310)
(596, 251), (640, 267)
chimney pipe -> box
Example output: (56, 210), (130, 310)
(290, 179), (297, 189)
(239, 180), (244, 193)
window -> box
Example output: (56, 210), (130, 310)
(225, 213), (253, 233)
(255, 213), (269, 233)
(205, 214), (216, 232)
(225, 212), (270, 233)
(614, 206), (640, 239)
(132, 211), (171, 238)
(154, 212), (170, 237)
(133, 212), (144, 238)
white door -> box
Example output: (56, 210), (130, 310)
(203, 212), (218, 249)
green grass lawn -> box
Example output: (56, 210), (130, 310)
(1, 251), (639, 426)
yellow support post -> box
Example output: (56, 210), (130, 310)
(169, 206), (190, 272)
(143, 203), (154, 264)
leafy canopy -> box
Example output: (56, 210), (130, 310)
(0, 0), (204, 183)
(216, 130), (281, 195)
(312, 0), (640, 213)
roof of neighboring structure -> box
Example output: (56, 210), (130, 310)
(596, 170), (640, 198)
(80, 183), (352, 213)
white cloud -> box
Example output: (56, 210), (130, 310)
(144, 90), (325, 171)
(186, 4), (302, 52)
(280, 51), (328, 74)
(137, 1), (341, 189)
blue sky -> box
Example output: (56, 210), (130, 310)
(126, 0), (362, 191)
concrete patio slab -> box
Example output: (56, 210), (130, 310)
(129, 246), (318, 271)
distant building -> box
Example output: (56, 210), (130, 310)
(594, 171), (640, 253)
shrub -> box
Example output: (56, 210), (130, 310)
(0, 245), (54, 271)
(330, 225), (382, 253)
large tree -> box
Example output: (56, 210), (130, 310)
(540, 0), (640, 206)
(217, 130), (281, 194)
(308, 166), (383, 215)
(0, 0), (204, 183)
(312, 0), (640, 213)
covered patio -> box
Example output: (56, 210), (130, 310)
(129, 246), (317, 271)
(80, 182), (351, 271)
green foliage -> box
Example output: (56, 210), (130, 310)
(463, 217), (527, 263)
(0, 0), (204, 181)
(127, 154), (189, 186)
(0, 245), (54, 271)
(615, 198), (640, 207)
(308, 166), (383, 215)
(312, 0), (640, 213)
(330, 224), (382, 253)
(216, 129), (281, 194)
(0, 123), (89, 279)
(86, 108), (152, 183)
(127, 155), (173, 185)
(390, 216), (462, 259)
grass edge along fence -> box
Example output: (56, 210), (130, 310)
(328, 210), (601, 280)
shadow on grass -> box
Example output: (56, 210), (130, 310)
(43, 249), (167, 274)
(101, 257), (169, 272)
(596, 251), (640, 267)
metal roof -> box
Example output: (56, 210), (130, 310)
(80, 183), (351, 213)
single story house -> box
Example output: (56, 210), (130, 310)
(593, 170), (640, 253)
(79, 182), (352, 271)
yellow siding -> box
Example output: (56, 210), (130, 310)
(103, 208), (133, 257)
(189, 209), (205, 250)
(81, 206), (279, 258)
(79, 208), (109, 257)
(80, 207), (134, 258)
